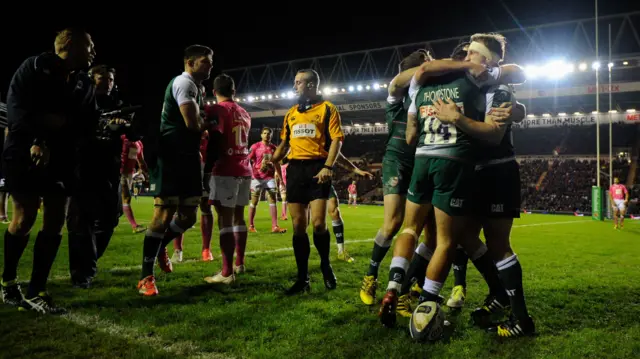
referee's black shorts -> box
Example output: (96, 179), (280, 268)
(285, 159), (331, 205)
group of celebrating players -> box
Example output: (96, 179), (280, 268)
(0, 26), (538, 342)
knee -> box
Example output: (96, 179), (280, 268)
(329, 207), (340, 221)
(383, 216), (403, 237)
(312, 220), (326, 234)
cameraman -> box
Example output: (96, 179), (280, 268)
(66, 65), (133, 288)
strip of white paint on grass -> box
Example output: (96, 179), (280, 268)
(63, 219), (591, 276)
(63, 312), (231, 359)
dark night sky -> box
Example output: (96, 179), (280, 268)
(1, 1), (638, 123)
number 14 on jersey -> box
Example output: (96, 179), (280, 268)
(419, 103), (462, 145)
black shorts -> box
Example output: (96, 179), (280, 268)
(473, 160), (521, 218)
(2, 158), (72, 196)
(285, 159), (331, 205)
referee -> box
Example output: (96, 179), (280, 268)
(271, 69), (345, 295)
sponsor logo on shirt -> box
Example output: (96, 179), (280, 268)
(292, 124), (316, 138)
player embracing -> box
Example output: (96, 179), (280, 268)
(203, 74), (252, 284)
(610, 177), (629, 229)
(247, 127), (287, 234)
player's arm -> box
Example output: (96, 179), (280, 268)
(388, 66), (420, 98)
(136, 143), (148, 174)
(336, 153), (374, 179)
(174, 77), (203, 132)
(414, 60), (485, 86)
(406, 92), (419, 146)
(325, 106), (344, 169)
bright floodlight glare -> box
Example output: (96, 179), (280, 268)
(592, 61), (601, 70)
(357, 85), (363, 91)
(374, 122), (382, 126)
(623, 61), (629, 65)
(281, 92), (286, 97)
(348, 86), (355, 92)
(341, 88), (346, 92)
(558, 112), (567, 116)
(354, 124), (361, 127)
(609, 110), (618, 113)
(332, 87), (338, 93)
(578, 63), (588, 71)
(592, 110), (598, 114)
(287, 91), (294, 99)
(323, 87), (332, 95)
(267, 94), (273, 99)
(626, 109), (636, 113)
(248, 96), (254, 102)
(382, 83), (388, 88)
(527, 114), (535, 118)
(275, 95), (279, 99)
(608, 62), (614, 69)
(207, 101), (211, 105)
(525, 65), (539, 79)
(574, 112), (581, 115)
(364, 123), (370, 126)
(365, 85), (371, 90)
(373, 83), (380, 90)
(261, 95), (266, 100)
(542, 113), (551, 117)
(546, 60), (573, 80)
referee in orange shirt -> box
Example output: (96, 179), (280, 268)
(271, 69), (344, 295)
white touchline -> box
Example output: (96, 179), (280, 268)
(63, 312), (231, 359)
(52, 219), (591, 278)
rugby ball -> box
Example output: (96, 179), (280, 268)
(409, 301), (445, 342)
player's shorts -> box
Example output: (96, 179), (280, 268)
(120, 173), (133, 190)
(382, 155), (413, 196)
(286, 159), (331, 205)
(407, 156), (475, 216)
(2, 158), (72, 196)
(613, 199), (626, 211)
(473, 160), (521, 218)
(148, 153), (202, 200)
(209, 176), (251, 208)
(251, 178), (277, 193)
(349, 193), (357, 199)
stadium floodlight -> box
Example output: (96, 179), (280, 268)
(627, 109), (636, 113)
(592, 110), (598, 114)
(364, 122), (370, 126)
(332, 87), (338, 93)
(373, 83), (380, 90)
(374, 122), (382, 125)
(542, 113), (551, 117)
(546, 60), (573, 80)
(287, 91), (294, 99)
(248, 96), (254, 102)
(382, 83), (388, 88)
(608, 62), (614, 69)
(558, 112), (567, 116)
(623, 61), (629, 65)
(578, 62), (588, 71)
(207, 101), (211, 105)
(323, 87), (332, 95)
(524, 65), (540, 79)
(281, 92), (286, 98)
(267, 94), (273, 99)
(261, 95), (266, 100)
(609, 110), (617, 113)
(592, 61), (601, 70)
(354, 124), (361, 127)
(527, 114), (535, 118)
(574, 112), (582, 115)
(357, 85), (363, 91)
(341, 88), (346, 92)
(348, 86), (355, 92)
(365, 85), (371, 90)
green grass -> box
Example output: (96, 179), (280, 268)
(2, 197), (640, 358)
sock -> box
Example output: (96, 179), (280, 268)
(470, 244), (506, 301)
(453, 245), (469, 288)
(496, 254), (530, 320)
(367, 230), (392, 278)
(418, 278), (443, 303)
(27, 231), (63, 298)
(249, 204), (256, 227)
(173, 234), (184, 251)
(233, 225), (248, 266)
(387, 256), (409, 292)
(313, 230), (331, 269)
(201, 213), (213, 250)
(2, 230), (30, 283)
(332, 220), (344, 252)
(219, 227), (235, 277)
(160, 220), (186, 250)
(141, 231), (164, 279)
(281, 202), (287, 217)
(269, 204), (278, 228)
(293, 233), (310, 281)
(123, 204), (138, 228)
(401, 243), (433, 295)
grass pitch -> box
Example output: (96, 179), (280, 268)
(1, 197), (640, 358)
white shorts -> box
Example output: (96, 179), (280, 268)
(209, 176), (251, 208)
(349, 193), (357, 199)
(251, 178), (277, 193)
(614, 199), (626, 211)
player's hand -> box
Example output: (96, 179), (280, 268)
(489, 103), (513, 125)
(355, 169), (374, 180)
(433, 98), (462, 124)
(108, 118), (128, 125)
(30, 144), (49, 168)
(314, 168), (333, 184)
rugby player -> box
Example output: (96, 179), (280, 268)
(360, 50), (431, 306)
(610, 177), (629, 229)
(247, 127), (287, 234)
(137, 45), (212, 296)
(278, 161), (288, 220)
(1, 28), (96, 313)
(120, 134), (148, 233)
(378, 43), (524, 328)
(271, 69), (344, 295)
(347, 180), (357, 207)
(204, 74), (251, 284)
